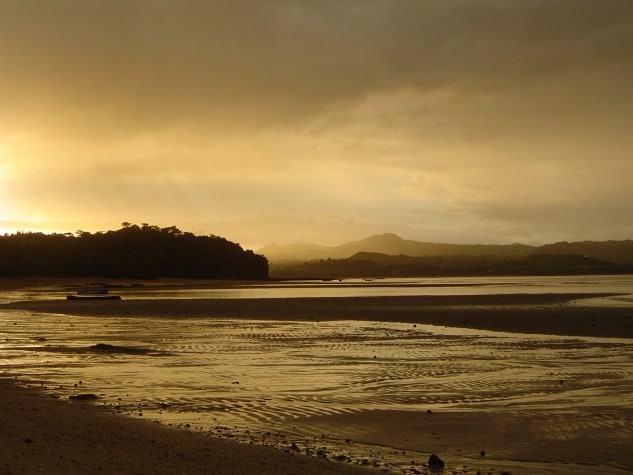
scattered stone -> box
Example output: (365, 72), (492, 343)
(426, 409), (432, 414)
(428, 453), (445, 469)
(480, 450), (486, 457)
(24, 438), (33, 443)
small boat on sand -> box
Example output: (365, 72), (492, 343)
(77, 288), (109, 295)
(66, 295), (121, 301)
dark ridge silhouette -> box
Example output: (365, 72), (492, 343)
(260, 233), (633, 265)
(0, 223), (268, 279)
(260, 233), (535, 262)
(270, 251), (633, 279)
(532, 240), (633, 264)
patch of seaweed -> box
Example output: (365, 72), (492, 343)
(21, 343), (171, 356)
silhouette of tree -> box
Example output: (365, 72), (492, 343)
(0, 224), (268, 279)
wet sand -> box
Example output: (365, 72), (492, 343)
(2, 285), (633, 473)
(5, 292), (633, 338)
(0, 379), (370, 475)
(288, 407), (633, 474)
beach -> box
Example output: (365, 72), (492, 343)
(2, 279), (633, 474)
(0, 379), (370, 475)
(5, 291), (633, 338)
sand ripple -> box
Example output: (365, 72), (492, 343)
(2, 311), (633, 473)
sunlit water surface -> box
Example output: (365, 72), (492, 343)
(2, 275), (633, 474)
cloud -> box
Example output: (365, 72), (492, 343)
(2, 1), (631, 136)
(1, 1), (632, 245)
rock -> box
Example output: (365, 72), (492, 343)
(89, 343), (153, 355)
(69, 393), (98, 401)
(91, 343), (117, 351)
(428, 453), (445, 469)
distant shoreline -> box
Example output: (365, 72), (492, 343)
(0, 276), (272, 290)
(4, 292), (632, 339)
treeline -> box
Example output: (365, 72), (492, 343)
(0, 223), (268, 279)
(533, 240), (633, 264)
(270, 252), (633, 279)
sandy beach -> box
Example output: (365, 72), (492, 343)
(2, 280), (633, 474)
(5, 291), (633, 338)
(0, 379), (371, 475)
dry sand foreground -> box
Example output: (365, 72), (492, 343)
(0, 380), (371, 475)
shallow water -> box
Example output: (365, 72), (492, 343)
(3, 274), (633, 304)
(2, 307), (633, 473)
(2, 276), (633, 473)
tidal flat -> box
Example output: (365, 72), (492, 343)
(2, 276), (633, 474)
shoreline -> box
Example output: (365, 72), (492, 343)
(0, 379), (370, 475)
(4, 292), (632, 338)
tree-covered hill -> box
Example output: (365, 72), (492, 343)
(270, 251), (633, 279)
(0, 223), (268, 279)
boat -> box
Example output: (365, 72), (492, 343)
(66, 295), (121, 301)
(77, 288), (109, 295)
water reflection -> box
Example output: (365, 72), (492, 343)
(2, 276), (633, 473)
(2, 275), (633, 304)
(2, 311), (632, 428)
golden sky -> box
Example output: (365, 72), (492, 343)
(1, 1), (632, 249)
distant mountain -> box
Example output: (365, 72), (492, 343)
(259, 233), (535, 262)
(256, 242), (335, 262)
(270, 250), (632, 279)
(532, 240), (633, 264)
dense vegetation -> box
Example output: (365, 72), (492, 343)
(0, 223), (268, 279)
(271, 252), (633, 279)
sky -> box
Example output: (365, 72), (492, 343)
(1, 1), (632, 250)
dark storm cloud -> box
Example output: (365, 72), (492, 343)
(1, 0), (631, 135)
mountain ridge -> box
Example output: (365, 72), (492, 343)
(260, 233), (535, 262)
(259, 233), (633, 265)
